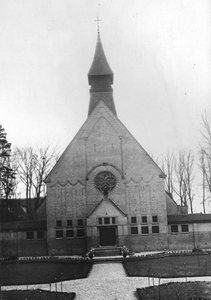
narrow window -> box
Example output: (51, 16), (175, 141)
(131, 216), (137, 224)
(37, 231), (44, 239)
(152, 225), (159, 234)
(152, 216), (158, 223)
(56, 220), (62, 227)
(112, 217), (116, 224)
(181, 224), (189, 232)
(77, 219), (83, 226)
(77, 229), (85, 238)
(98, 218), (102, 225)
(131, 227), (138, 235)
(56, 230), (63, 239)
(171, 225), (178, 233)
(67, 219), (73, 227)
(66, 229), (74, 238)
(26, 231), (34, 240)
(104, 217), (110, 224)
(142, 216), (147, 223)
(141, 226), (149, 235)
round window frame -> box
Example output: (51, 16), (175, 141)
(94, 171), (117, 195)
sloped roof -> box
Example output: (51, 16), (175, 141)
(87, 198), (127, 218)
(165, 191), (178, 206)
(168, 214), (211, 224)
(47, 100), (165, 182)
(88, 33), (113, 84)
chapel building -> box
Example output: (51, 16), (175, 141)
(46, 32), (177, 255)
(1, 32), (211, 258)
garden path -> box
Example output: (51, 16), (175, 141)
(3, 262), (211, 300)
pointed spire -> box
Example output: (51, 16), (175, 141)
(88, 33), (113, 84)
(87, 33), (116, 116)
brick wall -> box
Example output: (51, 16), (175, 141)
(168, 223), (211, 250)
(46, 102), (169, 254)
(0, 231), (48, 257)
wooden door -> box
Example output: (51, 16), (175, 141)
(99, 227), (116, 246)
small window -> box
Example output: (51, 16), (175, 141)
(181, 224), (189, 232)
(77, 219), (83, 226)
(56, 220), (62, 227)
(67, 219), (73, 227)
(131, 217), (137, 224)
(26, 231), (34, 240)
(141, 226), (149, 235)
(56, 230), (63, 239)
(98, 218), (102, 225)
(152, 216), (158, 223)
(171, 225), (178, 233)
(152, 225), (159, 234)
(112, 217), (116, 224)
(37, 231), (44, 239)
(77, 229), (84, 238)
(66, 229), (74, 238)
(104, 217), (110, 224)
(131, 226), (138, 235)
(142, 216), (147, 223)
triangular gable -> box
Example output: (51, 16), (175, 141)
(87, 101), (165, 177)
(47, 100), (165, 181)
(87, 198), (127, 218)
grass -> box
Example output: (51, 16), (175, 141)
(123, 254), (211, 277)
(1, 289), (76, 300)
(136, 281), (211, 300)
(0, 259), (92, 286)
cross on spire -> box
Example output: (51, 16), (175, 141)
(95, 16), (101, 33)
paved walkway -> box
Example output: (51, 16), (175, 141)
(3, 262), (211, 300)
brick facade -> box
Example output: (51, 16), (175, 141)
(46, 101), (168, 255)
(0, 221), (48, 257)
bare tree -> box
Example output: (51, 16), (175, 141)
(174, 151), (187, 206)
(161, 151), (175, 197)
(198, 149), (209, 213)
(184, 151), (195, 213)
(199, 111), (211, 212)
(14, 145), (57, 213)
(14, 147), (35, 213)
(174, 150), (195, 213)
(32, 146), (57, 209)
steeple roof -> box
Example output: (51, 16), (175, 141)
(88, 33), (113, 85)
(87, 32), (117, 117)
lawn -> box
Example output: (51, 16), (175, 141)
(0, 259), (92, 286)
(136, 281), (211, 300)
(123, 254), (211, 277)
(1, 290), (76, 300)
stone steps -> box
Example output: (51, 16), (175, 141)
(93, 247), (122, 257)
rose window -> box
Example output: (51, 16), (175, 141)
(94, 171), (117, 194)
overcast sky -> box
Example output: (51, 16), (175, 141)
(0, 0), (210, 210)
